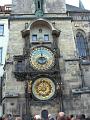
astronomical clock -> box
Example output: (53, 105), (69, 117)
(20, 18), (61, 112)
(26, 29), (60, 102)
(29, 46), (55, 71)
(28, 45), (57, 101)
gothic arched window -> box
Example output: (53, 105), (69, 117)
(38, 1), (41, 9)
(34, 0), (44, 17)
(76, 31), (89, 58)
(35, 0), (43, 11)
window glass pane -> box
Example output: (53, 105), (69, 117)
(38, 1), (40, 9)
(32, 35), (37, 41)
(0, 48), (2, 63)
(44, 35), (49, 41)
(0, 25), (4, 36)
(76, 32), (88, 58)
(36, 0), (42, 10)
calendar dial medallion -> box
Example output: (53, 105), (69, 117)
(30, 47), (54, 71)
(32, 78), (55, 100)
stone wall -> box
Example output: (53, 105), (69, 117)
(12, 0), (66, 14)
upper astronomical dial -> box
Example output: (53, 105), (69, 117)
(30, 47), (54, 71)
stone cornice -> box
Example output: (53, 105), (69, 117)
(9, 14), (72, 21)
(0, 15), (10, 19)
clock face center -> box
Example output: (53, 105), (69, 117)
(37, 57), (47, 64)
(38, 82), (47, 92)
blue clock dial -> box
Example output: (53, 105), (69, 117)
(30, 47), (54, 71)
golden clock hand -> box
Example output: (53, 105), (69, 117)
(41, 52), (43, 57)
(40, 47), (43, 57)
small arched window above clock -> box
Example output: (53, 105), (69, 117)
(32, 34), (37, 41)
(44, 34), (49, 41)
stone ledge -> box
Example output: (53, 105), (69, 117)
(72, 87), (90, 94)
(9, 14), (72, 20)
(81, 61), (90, 65)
